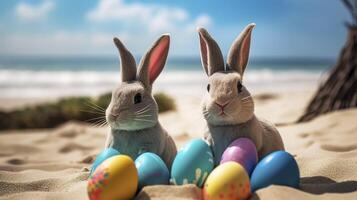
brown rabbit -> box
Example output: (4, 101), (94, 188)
(198, 24), (285, 165)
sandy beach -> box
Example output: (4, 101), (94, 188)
(0, 0), (355, 199)
(0, 90), (356, 200)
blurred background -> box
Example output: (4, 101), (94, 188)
(0, 0), (351, 129)
(1, 2), (357, 200)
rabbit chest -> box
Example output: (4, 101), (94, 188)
(205, 115), (264, 165)
(109, 123), (165, 161)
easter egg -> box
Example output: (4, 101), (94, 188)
(135, 152), (170, 189)
(87, 155), (138, 200)
(250, 150), (300, 192)
(220, 138), (258, 175)
(90, 148), (120, 175)
(171, 139), (214, 187)
(203, 162), (251, 200)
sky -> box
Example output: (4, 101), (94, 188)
(0, 0), (351, 59)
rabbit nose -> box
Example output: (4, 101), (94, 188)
(215, 102), (229, 110)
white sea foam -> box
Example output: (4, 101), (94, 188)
(0, 69), (326, 98)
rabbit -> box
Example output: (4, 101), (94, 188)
(197, 23), (285, 165)
(104, 34), (177, 169)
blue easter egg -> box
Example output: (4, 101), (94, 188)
(250, 151), (300, 191)
(90, 148), (120, 175)
(171, 139), (214, 187)
(135, 152), (170, 189)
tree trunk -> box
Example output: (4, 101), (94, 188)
(298, 27), (357, 122)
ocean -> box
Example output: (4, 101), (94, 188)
(0, 56), (333, 98)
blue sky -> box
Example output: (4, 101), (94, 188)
(0, 0), (351, 58)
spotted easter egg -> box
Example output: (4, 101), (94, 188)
(250, 151), (300, 192)
(87, 155), (138, 200)
(203, 162), (250, 200)
(171, 139), (214, 187)
(220, 138), (258, 175)
(90, 148), (120, 175)
(135, 152), (170, 189)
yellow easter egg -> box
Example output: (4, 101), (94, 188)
(87, 155), (138, 200)
(203, 162), (251, 200)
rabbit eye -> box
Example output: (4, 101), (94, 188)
(207, 84), (210, 92)
(237, 81), (243, 93)
(134, 93), (142, 104)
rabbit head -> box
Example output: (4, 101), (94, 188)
(106, 34), (170, 131)
(198, 24), (255, 126)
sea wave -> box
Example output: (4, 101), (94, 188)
(0, 69), (327, 98)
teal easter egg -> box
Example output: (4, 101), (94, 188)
(135, 152), (170, 189)
(250, 151), (300, 191)
(90, 148), (120, 175)
(171, 139), (214, 187)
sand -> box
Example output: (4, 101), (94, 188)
(0, 90), (357, 200)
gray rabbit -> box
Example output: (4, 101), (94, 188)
(104, 34), (177, 168)
(197, 24), (285, 165)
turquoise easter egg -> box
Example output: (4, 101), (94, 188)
(135, 152), (170, 189)
(250, 151), (300, 191)
(90, 148), (120, 175)
(171, 139), (214, 187)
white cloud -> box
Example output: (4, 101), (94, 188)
(195, 15), (212, 27)
(87, 0), (211, 33)
(15, 0), (54, 21)
(2, 0), (212, 56)
(84, 0), (212, 56)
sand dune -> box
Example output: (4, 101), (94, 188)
(0, 91), (356, 199)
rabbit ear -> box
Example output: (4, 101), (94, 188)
(227, 23), (255, 76)
(138, 34), (170, 88)
(198, 27), (224, 76)
(113, 37), (137, 82)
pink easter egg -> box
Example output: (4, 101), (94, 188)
(220, 138), (258, 175)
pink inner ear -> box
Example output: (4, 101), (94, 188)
(149, 37), (169, 84)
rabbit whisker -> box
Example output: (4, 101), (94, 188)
(79, 109), (104, 115)
(87, 101), (106, 111)
(88, 120), (105, 126)
(133, 118), (156, 123)
(136, 109), (150, 115)
(241, 100), (253, 104)
(92, 119), (107, 128)
(136, 103), (152, 114)
(241, 100), (254, 104)
(94, 118), (106, 123)
(99, 121), (108, 127)
(136, 108), (151, 115)
(84, 102), (105, 112)
(99, 119), (108, 125)
(133, 117), (154, 121)
(85, 101), (105, 111)
(85, 116), (106, 122)
(241, 101), (253, 105)
(202, 111), (213, 120)
(136, 114), (152, 117)
(240, 96), (252, 101)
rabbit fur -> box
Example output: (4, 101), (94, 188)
(198, 24), (285, 165)
(104, 34), (177, 168)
